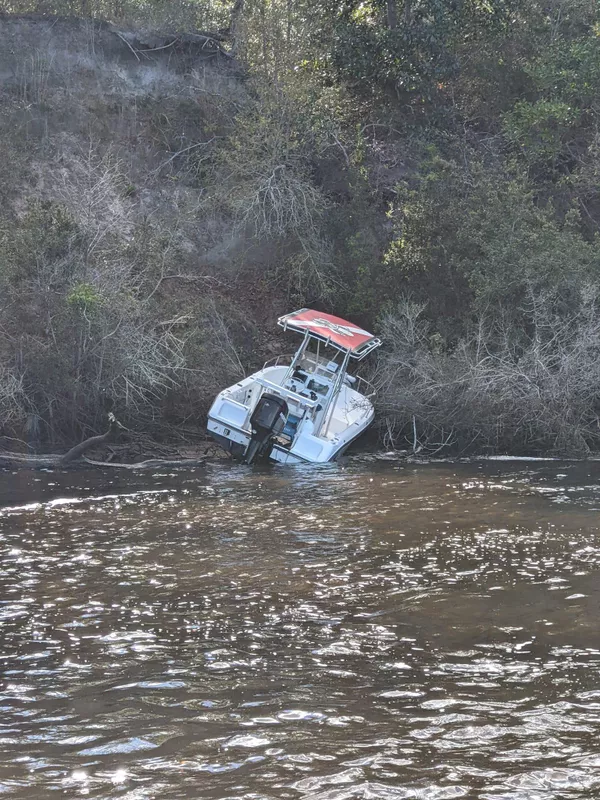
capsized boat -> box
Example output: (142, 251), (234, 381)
(207, 309), (381, 464)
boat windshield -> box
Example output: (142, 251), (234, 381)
(295, 337), (346, 378)
(282, 337), (351, 412)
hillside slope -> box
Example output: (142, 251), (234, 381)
(0, 15), (288, 448)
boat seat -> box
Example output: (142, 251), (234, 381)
(282, 412), (301, 439)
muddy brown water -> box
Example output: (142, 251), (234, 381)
(1, 456), (600, 799)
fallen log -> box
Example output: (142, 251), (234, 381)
(0, 452), (63, 469)
(0, 453), (207, 470)
(83, 457), (206, 469)
(60, 414), (121, 465)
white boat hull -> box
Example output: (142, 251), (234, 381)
(207, 365), (375, 465)
(207, 410), (372, 464)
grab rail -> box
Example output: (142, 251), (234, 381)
(353, 375), (376, 397)
(262, 354), (294, 369)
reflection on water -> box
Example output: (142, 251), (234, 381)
(1, 458), (600, 799)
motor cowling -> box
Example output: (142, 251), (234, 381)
(244, 393), (288, 464)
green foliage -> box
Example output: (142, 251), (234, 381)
(455, 186), (599, 309)
(67, 281), (103, 312)
(327, 167), (384, 320)
(327, 0), (458, 100)
(498, 30), (600, 172)
(502, 99), (579, 166)
(319, 0), (521, 110)
(383, 152), (600, 336)
(528, 36), (600, 107)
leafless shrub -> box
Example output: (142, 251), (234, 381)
(235, 164), (325, 240)
(214, 88), (335, 300)
(377, 289), (600, 455)
(235, 166), (336, 299)
(0, 366), (27, 433)
(15, 50), (55, 105)
(276, 235), (335, 303)
(199, 300), (246, 381)
(108, 321), (188, 412)
(55, 143), (131, 259)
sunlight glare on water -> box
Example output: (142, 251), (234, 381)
(1, 458), (600, 798)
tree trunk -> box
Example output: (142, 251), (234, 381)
(59, 417), (119, 465)
(228, 0), (245, 55)
(387, 0), (398, 29)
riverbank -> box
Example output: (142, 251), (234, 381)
(0, 424), (223, 469)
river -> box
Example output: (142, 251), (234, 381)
(1, 456), (600, 799)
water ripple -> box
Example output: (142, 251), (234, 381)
(0, 459), (599, 797)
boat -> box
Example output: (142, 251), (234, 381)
(207, 308), (381, 465)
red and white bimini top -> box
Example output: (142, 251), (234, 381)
(278, 309), (381, 360)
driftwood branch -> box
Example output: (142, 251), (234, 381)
(0, 452), (63, 468)
(115, 31), (141, 61)
(83, 457), (206, 469)
(113, 28), (232, 62)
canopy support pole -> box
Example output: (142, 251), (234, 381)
(319, 349), (351, 438)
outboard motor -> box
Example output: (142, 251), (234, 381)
(244, 393), (288, 464)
